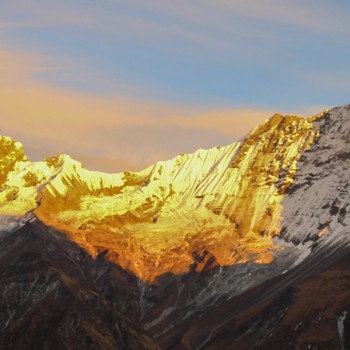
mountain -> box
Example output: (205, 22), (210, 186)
(0, 103), (349, 349)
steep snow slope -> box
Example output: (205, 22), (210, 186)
(141, 105), (350, 346)
(281, 105), (350, 246)
(0, 112), (319, 282)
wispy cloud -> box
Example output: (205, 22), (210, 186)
(0, 1), (342, 172)
(0, 49), (51, 82)
(0, 1), (93, 29)
(3, 1), (348, 56)
(296, 68), (350, 103)
(0, 48), (276, 172)
(1, 0), (348, 109)
(143, 0), (350, 35)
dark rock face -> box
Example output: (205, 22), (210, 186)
(2, 219), (350, 350)
(158, 246), (350, 350)
(0, 220), (159, 350)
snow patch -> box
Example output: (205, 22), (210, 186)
(0, 212), (35, 233)
(338, 311), (348, 350)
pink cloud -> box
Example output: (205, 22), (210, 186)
(0, 48), (290, 172)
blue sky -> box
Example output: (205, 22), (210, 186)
(0, 1), (349, 171)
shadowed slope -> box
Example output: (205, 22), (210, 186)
(0, 217), (159, 350)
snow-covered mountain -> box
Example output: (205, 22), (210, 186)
(0, 103), (350, 349)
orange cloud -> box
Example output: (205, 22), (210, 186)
(0, 48), (282, 172)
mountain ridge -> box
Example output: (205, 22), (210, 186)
(0, 110), (322, 282)
(1, 103), (350, 349)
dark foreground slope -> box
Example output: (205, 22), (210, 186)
(0, 219), (159, 350)
(1, 217), (350, 350)
(159, 242), (350, 349)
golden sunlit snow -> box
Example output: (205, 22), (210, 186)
(0, 113), (323, 282)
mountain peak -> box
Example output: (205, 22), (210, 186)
(1, 104), (350, 348)
(0, 106), (325, 282)
(0, 135), (27, 186)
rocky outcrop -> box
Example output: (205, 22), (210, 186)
(0, 136), (27, 185)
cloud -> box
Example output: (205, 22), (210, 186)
(0, 81), (272, 171)
(86, 123), (234, 168)
(298, 70), (350, 97)
(3, 0), (349, 59)
(1, 0), (348, 114)
(208, 1), (339, 32)
(0, 48), (279, 172)
(0, 50), (52, 82)
(0, 1), (93, 29)
(144, 0), (350, 35)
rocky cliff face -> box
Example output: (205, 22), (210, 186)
(0, 104), (349, 349)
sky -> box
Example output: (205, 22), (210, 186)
(0, 0), (349, 172)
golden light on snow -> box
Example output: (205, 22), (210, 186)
(0, 112), (322, 282)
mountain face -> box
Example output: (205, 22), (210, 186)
(0, 114), (318, 281)
(0, 104), (350, 349)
